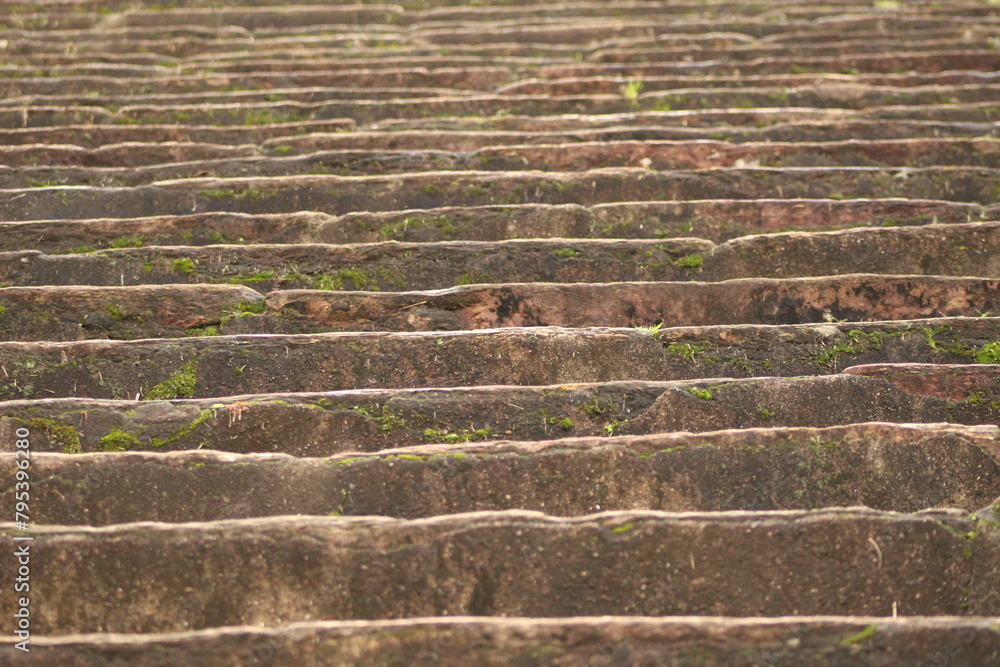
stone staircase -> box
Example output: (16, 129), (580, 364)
(2, 0), (1000, 663)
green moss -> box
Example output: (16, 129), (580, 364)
(555, 417), (573, 430)
(330, 456), (367, 466)
(148, 409), (214, 448)
(146, 361), (198, 400)
(314, 268), (375, 291)
(673, 254), (703, 269)
(840, 625), (877, 645)
(639, 445), (686, 459)
(583, 397), (615, 417)
(424, 426), (491, 443)
(689, 387), (714, 400)
(603, 419), (625, 435)
(186, 326), (219, 337)
(141, 261), (154, 273)
(63, 245), (96, 255)
(26, 418), (81, 454)
(353, 405), (405, 432)
(99, 429), (140, 452)
(758, 408), (775, 419)
(104, 303), (127, 321)
(975, 342), (1000, 364)
(172, 258), (197, 275)
(108, 234), (147, 249)
(667, 342), (705, 360)
(809, 329), (891, 366)
(554, 248), (580, 258)
(226, 271), (277, 285)
(233, 299), (266, 315)
(610, 522), (633, 533)
(201, 189), (236, 199)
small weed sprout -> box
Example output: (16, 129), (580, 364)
(635, 322), (663, 338)
(621, 80), (644, 104)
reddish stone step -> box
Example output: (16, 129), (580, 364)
(4, 368), (1000, 456)
(8, 423), (1000, 525)
(261, 275), (1000, 332)
(4, 138), (1000, 188)
(0, 508), (995, 634)
(5, 617), (998, 667)
(0, 285), (263, 341)
(3, 168), (998, 221)
(0, 199), (982, 252)
(0, 317), (996, 400)
(6, 222), (1000, 293)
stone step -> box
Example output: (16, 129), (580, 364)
(8, 33), (995, 70)
(7, 423), (1000, 525)
(0, 284), (265, 341)
(5, 138), (1000, 187)
(4, 84), (1000, 129)
(0, 199), (986, 252)
(353, 103), (1000, 131)
(6, 367), (1000, 455)
(6, 221), (1000, 290)
(11, 10), (997, 37)
(1, 508), (997, 633)
(5, 616), (999, 667)
(9, 25), (992, 63)
(2, 120), (996, 159)
(257, 275), (1000, 332)
(12, 88), (1000, 130)
(7, 68), (997, 98)
(8, 134), (1000, 172)
(500, 71), (1000, 96)
(3, 167), (999, 221)
(0, 120), (358, 148)
(0, 318), (997, 400)
(536, 51), (1000, 77)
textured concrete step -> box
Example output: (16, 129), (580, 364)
(6, 138), (1000, 187)
(1, 508), (997, 633)
(0, 199), (983, 252)
(4, 167), (999, 221)
(0, 120), (358, 148)
(4, 86), (1000, 129)
(0, 318), (998, 400)
(7, 33), (997, 70)
(537, 51), (1000, 77)
(6, 222), (1000, 292)
(5, 617), (999, 667)
(15, 220), (1000, 288)
(501, 71), (1000, 95)
(0, 284), (265, 341)
(5, 367), (1000, 455)
(7, 423), (1000, 525)
(357, 104), (1000, 131)
(258, 276), (1000, 332)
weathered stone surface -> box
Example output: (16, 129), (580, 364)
(0, 199), (981, 253)
(7, 424), (1000, 525)
(3, 167), (998, 221)
(5, 617), (999, 667)
(4, 371), (1000, 455)
(1, 509), (996, 633)
(263, 276), (1000, 331)
(844, 362), (1000, 401)
(5, 137), (1000, 188)
(0, 284), (263, 340)
(0, 318), (996, 401)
